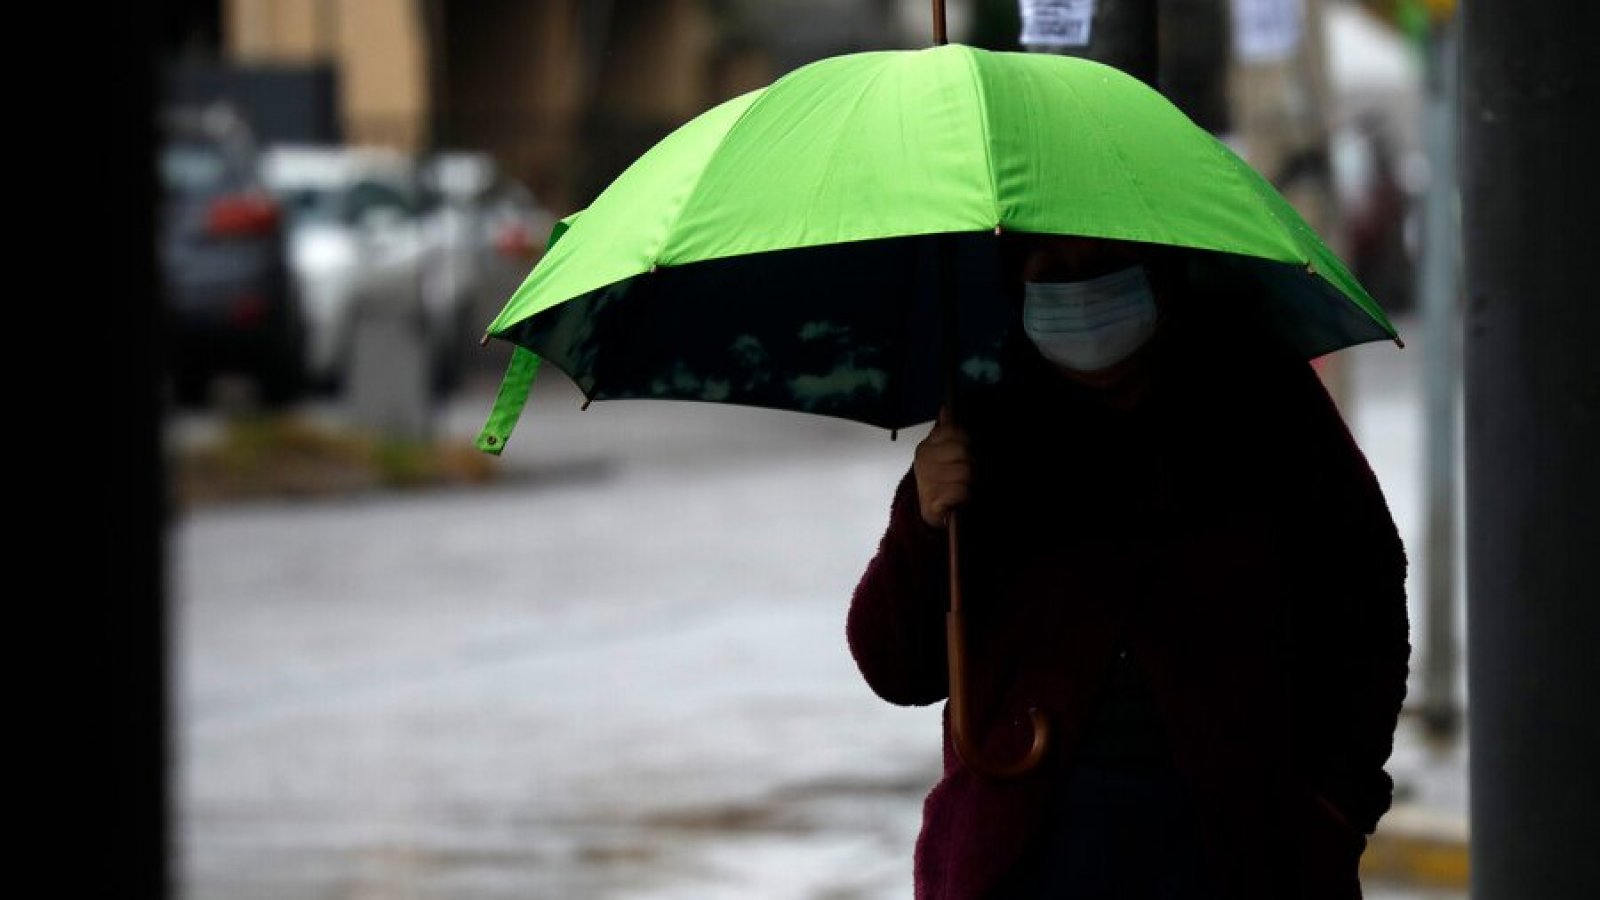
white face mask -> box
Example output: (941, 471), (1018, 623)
(1021, 265), (1160, 373)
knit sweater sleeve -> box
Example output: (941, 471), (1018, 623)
(1280, 361), (1413, 837)
(845, 464), (953, 707)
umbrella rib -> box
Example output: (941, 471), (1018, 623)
(1215, 139), (1311, 263)
(799, 62), (900, 241)
(651, 87), (773, 268)
(887, 239), (918, 432)
(1212, 141), (1398, 338)
(1051, 66), (1172, 247)
(959, 47), (1003, 229)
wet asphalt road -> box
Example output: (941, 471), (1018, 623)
(174, 314), (1462, 899)
(175, 370), (943, 899)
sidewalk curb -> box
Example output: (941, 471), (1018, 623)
(1362, 805), (1469, 889)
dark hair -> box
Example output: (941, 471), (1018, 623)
(995, 232), (1189, 316)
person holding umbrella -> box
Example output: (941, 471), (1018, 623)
(846, 233), (1410, 899)
(473, 42), (1411, 897)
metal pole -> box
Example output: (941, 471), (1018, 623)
(1463, 0), (1600, 896)
(1417, 18), (1461, 740)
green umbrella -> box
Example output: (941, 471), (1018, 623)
(475, 44), (1400, 779)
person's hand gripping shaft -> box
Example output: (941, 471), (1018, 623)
(912, 402), (1054, 778)
(915, 404), (972, 529)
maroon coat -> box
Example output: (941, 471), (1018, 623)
(846, 314), (1410, 899)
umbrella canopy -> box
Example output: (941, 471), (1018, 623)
(477, 44), (1397, 452)
(473, 43), (1403, 781)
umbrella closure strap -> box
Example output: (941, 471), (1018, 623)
(475, 346), (541, 455)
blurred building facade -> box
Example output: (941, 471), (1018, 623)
(224, 0), (428, 149)
(173, 1), (1418, 254)
(209, 0), (904, 213)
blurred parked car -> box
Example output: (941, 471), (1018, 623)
(260, 146), (479, 397)
(419, 152), (553, 383)
(160, 103), (304, 407)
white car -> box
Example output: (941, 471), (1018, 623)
(261, 146), (479, 396)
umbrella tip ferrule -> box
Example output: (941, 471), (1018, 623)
(650, 263), (659, 274)
(580, 397), (593, 411)
(1305, 261), (1318, 276)
(478, 332), (491, 348)
(1393, 335), (1406, 349)
(993, 225), (1003, 236)
(890, 428), (899, 441)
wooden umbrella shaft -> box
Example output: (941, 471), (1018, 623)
(933, 0), (947, 46)
(936, 235), (1050, 780)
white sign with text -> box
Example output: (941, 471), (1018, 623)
(1020, 0), (1097, 48)
(1231, 0), (1306, 63)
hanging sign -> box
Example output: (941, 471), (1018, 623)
(1019, 0), (1097, 49)
(1230, 0), (1305, 63)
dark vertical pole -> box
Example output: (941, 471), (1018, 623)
(1157, 0), (1231, 134)
(111, 4), (166, 898)
(1024, 0), (1158, 88)
(1463, 1), (1600, 897)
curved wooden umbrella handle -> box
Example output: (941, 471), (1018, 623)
(945, 512), (1052, 779)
